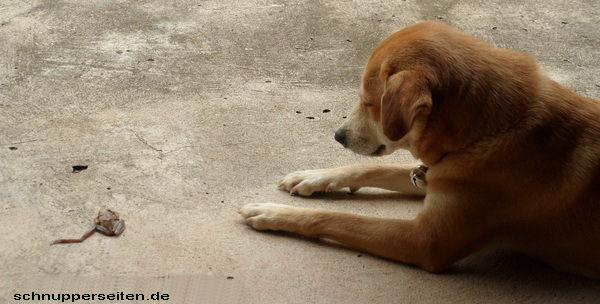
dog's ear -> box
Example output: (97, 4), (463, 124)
(380, 70), (433, 141)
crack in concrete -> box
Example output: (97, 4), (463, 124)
(162, 145), (196, 155)
(128, 130), (196, 159)
(1, 139), (45, 146)
(129, 129), (162, 152)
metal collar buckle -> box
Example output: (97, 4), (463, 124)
(410, 165), (429, 189)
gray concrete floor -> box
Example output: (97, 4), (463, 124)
(1, 0), (599, 303)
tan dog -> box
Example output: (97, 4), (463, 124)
(240, 21), (600, 277)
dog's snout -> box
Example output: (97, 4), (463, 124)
(334, 129), (347, 147)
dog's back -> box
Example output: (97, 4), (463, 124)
(522, 79), (600, 277)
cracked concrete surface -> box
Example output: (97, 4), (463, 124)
(1, 0), (599, 303)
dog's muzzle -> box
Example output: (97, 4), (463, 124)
(371, 144), (386, 156)
(334, 129), (347, 147)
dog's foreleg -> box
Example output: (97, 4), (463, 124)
(240, 202), (476, 272)
(278, 164), (425, 196)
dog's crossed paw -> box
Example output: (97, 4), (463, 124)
(277, 169), (357, 196)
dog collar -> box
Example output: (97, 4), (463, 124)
(410, 165), (429, 189)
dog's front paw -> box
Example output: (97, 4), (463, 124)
(277, 169), (354, 196)
(239, 203), (302, 231)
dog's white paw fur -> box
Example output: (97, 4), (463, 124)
(239, 202), (301, 231)
(277, 169), (356, 196)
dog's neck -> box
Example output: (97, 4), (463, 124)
(412, 50), (542, 166)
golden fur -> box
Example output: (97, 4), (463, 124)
(240, 21), (600, 278)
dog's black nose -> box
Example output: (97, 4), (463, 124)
(334, 129), (347, 147)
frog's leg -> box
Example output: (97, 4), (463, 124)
(112, 220), (125, 236)
(51, 225), (96, 245)
(96, 220), (125, 236)
(95, 224), (110, 235)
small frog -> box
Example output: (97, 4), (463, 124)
(51, 209), (125, 245)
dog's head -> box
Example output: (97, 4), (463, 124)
(335, 21), (537, 164)
(335, 23), (439, 159)
(335, 69), (433, 157)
